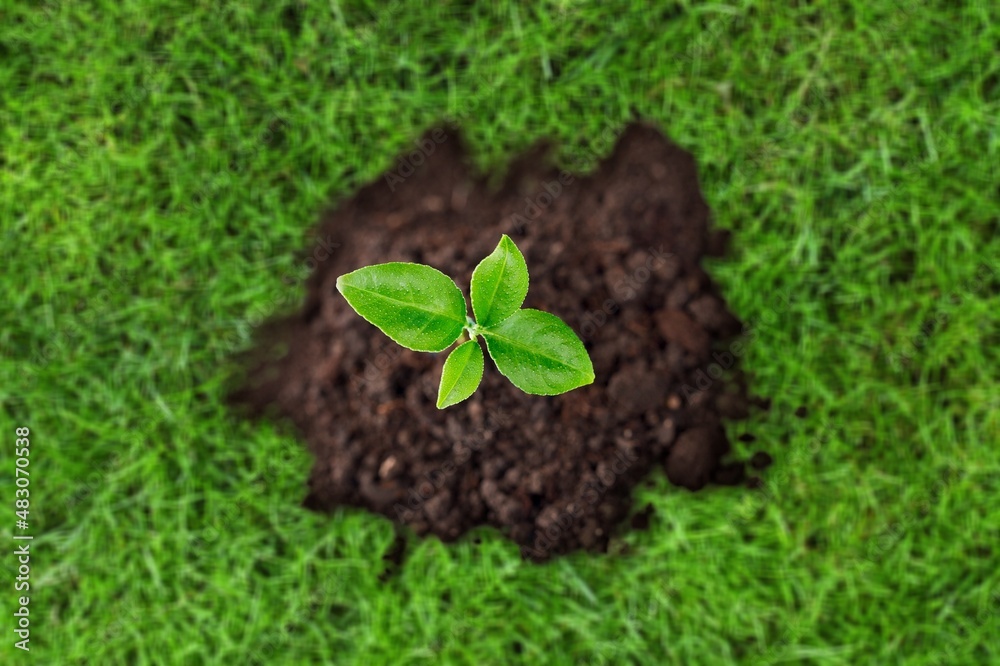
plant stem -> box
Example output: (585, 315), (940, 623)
(464, 316), (479, 341)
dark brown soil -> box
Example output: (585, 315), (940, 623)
(230, 121), (767, 561)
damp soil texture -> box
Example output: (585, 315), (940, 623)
(231, 122), (769, 561)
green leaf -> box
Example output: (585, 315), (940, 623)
(481, 309), (594, 396)
(470, 234), (529, 328)
(336, 263), (467, 352)
(436, 339), (484, 408)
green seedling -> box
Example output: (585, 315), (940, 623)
(336, 235), (595, 408)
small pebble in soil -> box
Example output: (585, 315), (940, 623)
(608, 364), (666, 418)
(657, 418), (677, 445)
(666, 424), (729, 491)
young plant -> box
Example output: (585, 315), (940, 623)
(336, 235), (594, 408)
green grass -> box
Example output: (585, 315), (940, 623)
(1, 0), (998, 663)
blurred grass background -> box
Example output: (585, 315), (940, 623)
(1, 0), (998, 664)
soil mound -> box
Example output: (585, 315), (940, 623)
(231, 122), (767, 561)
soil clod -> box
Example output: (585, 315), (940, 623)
(666, 424), (729, 491)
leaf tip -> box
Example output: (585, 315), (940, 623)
(436, 390), (463, 409)
(334, 273), (347, 293)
